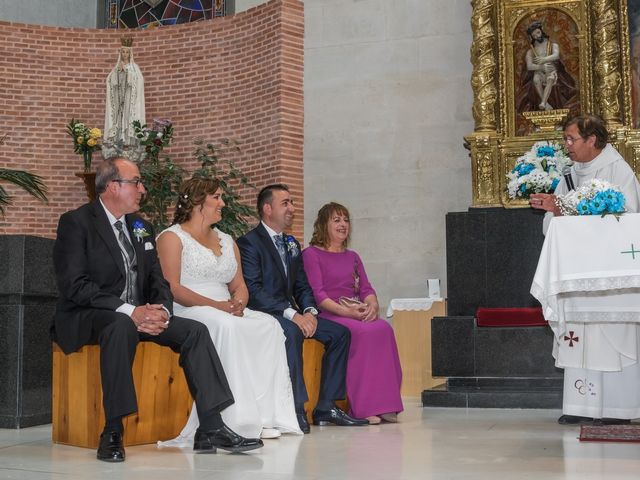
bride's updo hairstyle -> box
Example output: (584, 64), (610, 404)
(173, 176), (221, 225)
(309, 202), (351, 248)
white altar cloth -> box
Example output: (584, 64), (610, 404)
(531, 214), (640, 370)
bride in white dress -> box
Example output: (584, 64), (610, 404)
(156, 177), (301, 446)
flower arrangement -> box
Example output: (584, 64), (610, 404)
(133, 119), (186, 231)
(506, 141), (571, 199)
(133, 119), (173, 163)
(67, 119), (102, 172)
(285, 235), (299, 258)
(132, 220), (150, 242)
(556, 179), (626, 217)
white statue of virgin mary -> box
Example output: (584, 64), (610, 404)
(104, 37), (145, 149)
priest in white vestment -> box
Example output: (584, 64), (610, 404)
(104, 39), (145, 150)
(531, 113), (640, 425)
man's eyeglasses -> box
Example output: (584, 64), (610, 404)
(563, 136), (586, 146)
(113, 178), (143, 187)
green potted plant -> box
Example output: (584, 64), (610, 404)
(0, 134), (48, 217)
(131, 120), (257, 235)
(133, 119), (186, 232)
(192, 138), (257, 238)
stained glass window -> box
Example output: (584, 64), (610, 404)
(106, 0), (231, 29)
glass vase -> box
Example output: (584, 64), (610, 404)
(83, 150), (92, 172)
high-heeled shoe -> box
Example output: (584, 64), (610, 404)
(260, 428), (282, 439)
(380, 412), (398, 423)
(366, 416), (381, 425)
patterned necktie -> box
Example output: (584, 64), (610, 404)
(274, 234), (287, 273)
(114, 220), (135, 264)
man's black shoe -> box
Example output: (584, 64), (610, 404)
(97, 430), (125, 462)
(193, 425), (263, 453)
(594, 418), (632, 425)
(296, 413), (310, 434)
(312, 406), (369, 427)
(557, 414), (593, 425)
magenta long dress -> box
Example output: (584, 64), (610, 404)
(302, 246), (403, 418)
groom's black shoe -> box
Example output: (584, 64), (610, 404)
(594, 418), (631, 425)
(312, 406), (369, 427)
(296, 413), (310, 434)
(557, 414), (593, 425)
(97, 430), (125, 462)
(193, 425), (263, 453)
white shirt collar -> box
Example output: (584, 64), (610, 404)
(261, 221), (282, 240)
(99, 198), (132, 243)
(99, 198), (126, 226)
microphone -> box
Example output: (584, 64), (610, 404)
(562, 166), (575, 191)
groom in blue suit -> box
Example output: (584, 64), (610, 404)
(237, 184), (368, 433)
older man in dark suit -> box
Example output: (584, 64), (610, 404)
(237, 184), (368, 433)
(51, 158), (261, 462)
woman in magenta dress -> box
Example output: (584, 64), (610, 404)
(302, 202), (403, 424)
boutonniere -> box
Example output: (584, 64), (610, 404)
(132, 220), (150, 243)
(285, 235), (299, 258)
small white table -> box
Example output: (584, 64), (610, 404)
(388, 298), (446, 395)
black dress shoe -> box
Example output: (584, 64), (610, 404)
(557, 414), (593, 425)
(296, 413), (310, 434)
(193, 424), (263, 453)
(97, 431), (125, 462)
(594, 418), (632, 425)
(312, 406), (369, 427)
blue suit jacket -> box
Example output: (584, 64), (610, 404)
(237, 223), (316, 316)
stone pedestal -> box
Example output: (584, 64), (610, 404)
(0, 235), (57, 428)
(446, 208), (546, 316)
(423, 316), (562, 409)
(423, 208), (563, 409)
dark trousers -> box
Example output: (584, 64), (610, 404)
(273, 314), (350, 408)
(86, 311), (234, 421)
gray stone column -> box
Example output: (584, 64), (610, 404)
(0, 235), (57, 428)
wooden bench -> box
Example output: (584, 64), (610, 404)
(52, 342), (192, 448)
(52, 338), (345, 448)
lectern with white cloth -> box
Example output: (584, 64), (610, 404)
(531, 214), (640, 419)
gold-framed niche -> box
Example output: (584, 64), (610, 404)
(466, 0), (640, 208)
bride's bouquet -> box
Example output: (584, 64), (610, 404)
(506, 141), (571, 199)
(556, 179), (626, 217)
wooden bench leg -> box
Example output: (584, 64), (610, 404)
(52, 342), (192, 448)
(302, 339), (348, 423)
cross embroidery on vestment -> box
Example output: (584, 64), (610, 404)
(564, 330), (579, 347)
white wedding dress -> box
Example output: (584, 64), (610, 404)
(157, 225), (301, 447)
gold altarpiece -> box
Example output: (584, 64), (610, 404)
(467, 0), (640, 207)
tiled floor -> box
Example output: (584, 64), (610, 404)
(1, 400), (639, 479)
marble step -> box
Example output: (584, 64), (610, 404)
(422, 377), (563, 409)
(447, 376), (563, 392)
(432, 316), (561, 377)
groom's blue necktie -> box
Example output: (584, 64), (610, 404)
(274, 234), (288, 275)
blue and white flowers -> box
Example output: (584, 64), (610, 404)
(132, 220), (150, 242)
(506, 141), (572, 199)
(285, 235), (299, 258)
(556, 179), (626, 217)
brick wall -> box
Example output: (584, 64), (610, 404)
(0, 0), (304, 239)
